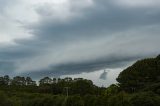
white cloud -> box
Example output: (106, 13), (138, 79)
(35, 0), (94, 22)
(0, 0), (94, 44)
(0, 0), (37, 44)
(0, 15), (32, 44)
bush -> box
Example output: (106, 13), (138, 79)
(65, 95), (84, 106)
(0, 91), (13, 106)
(130, 92), (160, 106)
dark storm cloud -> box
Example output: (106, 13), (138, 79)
(0, 0), (160, 77)
(21, 56), (135, 79)
(0, 61), (16, 75)
(32, 0), (160, 37)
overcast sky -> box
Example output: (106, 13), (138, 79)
(0, 0), (160, 78)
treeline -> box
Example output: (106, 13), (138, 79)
(0, 55), (160, 106)
(0, 76), (104, 95)
(0, 76), (106, 106)
(1, 88), (160, 106)
(0, 75), (36, 86)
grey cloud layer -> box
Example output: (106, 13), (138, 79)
(0, 0), (160, 77)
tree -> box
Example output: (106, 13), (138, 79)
(39, 77), (52, 85)
(130, 92), (160, 106)
(26, 77), (36, 86)
(53, 78), (57, 83)
(117, 55), (160, 92)
(105, 84), (120, 96)
(64, 77), (72, 82)
(3, 75), (10, 85)
(11, 76), (26, 86)
(70, 79), (95, 95)
(108, 92), (131, 106)
(0, 77), (5, 85)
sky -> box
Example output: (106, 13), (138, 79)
(0, 0), (160, 85)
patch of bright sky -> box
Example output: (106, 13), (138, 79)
(61, 68), (123, 87)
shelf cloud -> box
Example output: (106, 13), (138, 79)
(0, 0), (160, 77)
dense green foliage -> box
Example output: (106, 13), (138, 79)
(117, 55), (160, 93)
(0, 55), (160, 106)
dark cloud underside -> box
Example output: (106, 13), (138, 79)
(0, 0), (160, 78)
